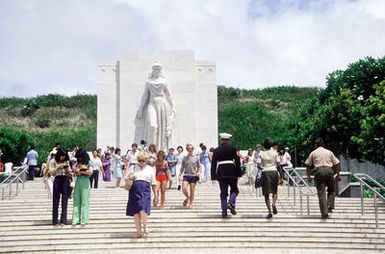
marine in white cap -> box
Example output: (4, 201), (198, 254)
(219, 133), (232, 139)
(211, 132), (242, 218)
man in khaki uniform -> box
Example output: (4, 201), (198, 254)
(305, 138), (341, 219)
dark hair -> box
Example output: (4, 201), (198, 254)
(140, 140), (146, 145)
(105, 152), (111, 157)
(115, 148), (121, 154)
(132, 143), (138, 148)
(55, 147), (69, 163)
(157, 150), (165, 159)
(75, 148), (90, 165)
(201, 145), (207, 150)
(263, 138), (273, 150)
(315, 138), (324, 146)
(177, 146), (183, 151)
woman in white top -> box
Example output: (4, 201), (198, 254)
(112, 148), (123, 187)
(257, 139), (283, 219)
(175, 146), (185, 188)
(147, 144), (158, 166)
(245, 149), (255, 186)
(126, 152), (157, 238)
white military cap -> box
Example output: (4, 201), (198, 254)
(219, 133), (232, 139)
(50, 148), (58, 155)
(285, 147), (289, 150)
(152, 60), (162, 67)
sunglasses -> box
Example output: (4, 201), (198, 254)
(138, 160), (146, 163)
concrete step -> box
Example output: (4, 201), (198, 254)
(0, 179), (384, 253)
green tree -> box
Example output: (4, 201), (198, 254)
(296, 56), (385, 163)
(352, 81), (385, 165)
(0, 127), (33, 164)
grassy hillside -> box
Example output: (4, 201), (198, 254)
(217, 86), (320, 149)
(0, 94), (96, 164)
(0, 86), (319, 164)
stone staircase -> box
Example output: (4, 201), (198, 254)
(0, 178), (385, 254)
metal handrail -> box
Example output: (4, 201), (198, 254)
(282, 166), (316, 215)
(353, 173), (385, 229)
(1, 166), (26, 185)
(0, 165), (28, 200)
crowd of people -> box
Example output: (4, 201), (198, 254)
(0, 135), (341, 238)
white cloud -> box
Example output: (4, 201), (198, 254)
(0, 0), (384, 97)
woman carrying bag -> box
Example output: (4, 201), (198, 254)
(257, 139), (284, 219)
(126, 152), (157, 238)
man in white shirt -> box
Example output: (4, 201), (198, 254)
(26, 144), (38, 180)
(90, 149), (102, 188)
(4, 162), (14, 174)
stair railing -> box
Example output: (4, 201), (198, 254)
(0, 165), (28, 200)
(353, 173), (385, 228)
(282, 166), (316, 215)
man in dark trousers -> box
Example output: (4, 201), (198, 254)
(211, 133), (242, 218)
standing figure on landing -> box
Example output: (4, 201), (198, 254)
(211, 133), (242, 218)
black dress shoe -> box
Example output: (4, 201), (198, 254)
(266, 213), (273, 219)
(227, 203), (237, 215)
(321, 214), (329, 219)
(272, 205), (278, 215)
(328, 207), (333, 213)
(222, 211), (228, 218)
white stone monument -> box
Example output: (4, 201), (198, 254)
(97, 50), (218, 151)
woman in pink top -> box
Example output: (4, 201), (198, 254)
(153, 150), (169, 209)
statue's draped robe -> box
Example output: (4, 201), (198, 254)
(135, 77), (173, 150)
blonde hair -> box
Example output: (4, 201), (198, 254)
(137, 152), (149, 162)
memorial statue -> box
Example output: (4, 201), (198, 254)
(135, 60), (175, 150)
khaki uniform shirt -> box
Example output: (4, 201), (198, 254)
(305, 147), (340, 168)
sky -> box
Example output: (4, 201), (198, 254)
(0, 0), (384, 97)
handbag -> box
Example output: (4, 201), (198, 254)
(255, 168), (263, 188)
(124, 178), (134, 191)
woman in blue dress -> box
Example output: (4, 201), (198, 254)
(112, 148), (123, 187)
(126, 152), (157, 238)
